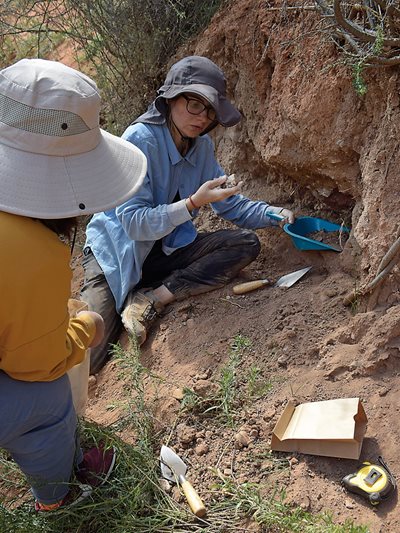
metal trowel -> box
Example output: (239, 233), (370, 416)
(232, 266), (312, 295)
(160, 445), (206, 518)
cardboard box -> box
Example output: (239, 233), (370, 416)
(271, 398), (367, 459)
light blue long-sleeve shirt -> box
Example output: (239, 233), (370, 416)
(85, 123), (280, 312)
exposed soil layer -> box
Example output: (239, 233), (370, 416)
(3, 0), (400, 531)
(79, 0), (400, 530)
(78, 204), (400, 532)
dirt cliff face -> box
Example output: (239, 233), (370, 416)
(190, 0), (400, 308)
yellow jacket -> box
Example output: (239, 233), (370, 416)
(0, 212), (96, 382)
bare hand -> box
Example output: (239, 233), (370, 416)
(77, 310), (105, 348)
(191, 176), (243, 207)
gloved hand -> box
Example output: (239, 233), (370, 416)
(278, 208), (295, 224)
(266, 206), (295, 225)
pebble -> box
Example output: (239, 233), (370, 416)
(172, 387), (184, 400)
(263, 407), (276, 421)
(88, 375), (97, 388)
(193, 379), (215, 397)
(176, 423), (196, 445)
(158, 478), (171, 492)
(344, 498), (355, 509)
(171, 486), (183, 502)
(299, 495), (311, 510)
(195, 443), (209, 456)
(324, 288), (338, 298)
(278, 354), (289, 366)
(260, 460), (274, 471)
(235, 430), (251, 448)
(186, 318), (195, 328)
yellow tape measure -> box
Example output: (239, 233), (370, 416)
(342, 456), (396, 505)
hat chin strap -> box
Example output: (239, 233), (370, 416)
(169, 115), (191, 143)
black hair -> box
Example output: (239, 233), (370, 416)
(40, 217), (78, 240)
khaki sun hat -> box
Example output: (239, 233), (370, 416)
(0, 58), (146, 219)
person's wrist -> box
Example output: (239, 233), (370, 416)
(189, 194), (200, 210)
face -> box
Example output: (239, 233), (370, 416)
(168, 93), (216, 138)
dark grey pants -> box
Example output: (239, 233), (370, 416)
(81, 229), (260, 373)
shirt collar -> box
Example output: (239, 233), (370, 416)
(163, 124), (198, 167)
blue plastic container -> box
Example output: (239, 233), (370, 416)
(283, 216), (350, 252)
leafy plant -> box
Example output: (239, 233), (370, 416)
(204, 334), (251, 425)
(0, 0), (227, 133)
(213, 475), (369, 533)
(246, 365), (273, 399)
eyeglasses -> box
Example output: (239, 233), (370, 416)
(181, 94), (217, 121)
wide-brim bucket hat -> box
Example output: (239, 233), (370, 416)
(155, 56), (241, 128)
(0, 58), (147, 219)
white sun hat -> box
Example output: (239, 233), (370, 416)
(0, 58), (147, 218)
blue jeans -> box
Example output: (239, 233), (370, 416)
(81, 229), (260, 373)
(0, 371), (82, 504)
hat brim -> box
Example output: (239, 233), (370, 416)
(0, 130), (147, 219)
(156, 83), (241, 127)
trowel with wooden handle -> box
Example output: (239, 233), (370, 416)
(233, 266), (312, 295)
(160, 445), (206, 518)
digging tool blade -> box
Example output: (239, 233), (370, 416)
(274, 266), (312, 288)
(232, 266), (312, 294)
(160, 445), (206, 518)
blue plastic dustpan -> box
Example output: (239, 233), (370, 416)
(269, 214), (350, 252)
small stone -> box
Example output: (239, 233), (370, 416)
(324, 288), (338, 298)
(289, 457), (299, 467)
(88, 375), (97, 388)
(195, 443), (209, 456)
(299, 495), (311, 510)
(193, 379), (215, 397)
(249, 428), (259, 439)
(176, 423), (196, 445)
(159, 323), (168, 331)
(186, 318), (195, 328)
(172, 387), (184, 400)
(171, 486), (183, 502)
(263, 407), (276, 421)
(345, 498), (355, 509)
(278, 354), (289, 366)
(158, 478), (171, 492)
(260, 460), (274, 471)
(235, 430), (251, 448)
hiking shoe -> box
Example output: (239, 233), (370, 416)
(35, 484), (92, 512)
(121, 290), (163, 345)
(75, 444), (116, 488)
(35, 445), (114, 512)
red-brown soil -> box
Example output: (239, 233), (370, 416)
(72, 1), (400, 530)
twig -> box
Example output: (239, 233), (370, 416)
(219, 298), (245, 309)
(215, 433), (235, 469)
